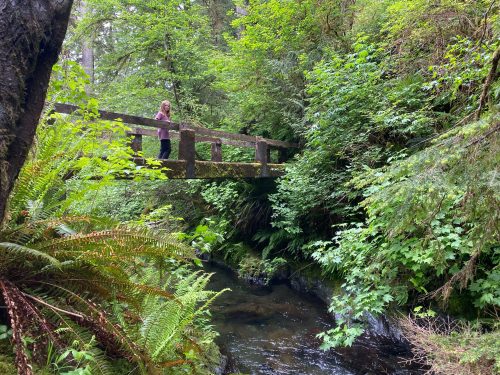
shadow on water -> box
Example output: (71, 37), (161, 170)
(205, 263), (422, 375)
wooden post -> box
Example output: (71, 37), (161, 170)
(255, 140), (268, 163)
(129, 134), (142, 154)
(179, 129), (196, 178)
(266, 147), (271, 164)
(211, 140), (222, 162)
(278, 148), (287, 163)
(255, 140), (269, 177)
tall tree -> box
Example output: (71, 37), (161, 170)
(79, 1), (95, 87)
(0, 0), (73, 224)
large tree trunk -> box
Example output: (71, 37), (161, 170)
(0, 0), (73, 225)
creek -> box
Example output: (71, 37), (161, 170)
(205, 262), (422, 375)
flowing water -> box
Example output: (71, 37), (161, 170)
(206, 263), (421, 375)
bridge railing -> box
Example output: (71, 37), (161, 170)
(53, 103), (298, 179)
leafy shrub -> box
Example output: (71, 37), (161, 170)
(313, 115), (499, 348)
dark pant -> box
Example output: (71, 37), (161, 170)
(158, 139), (171, 159)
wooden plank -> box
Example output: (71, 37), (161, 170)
(127, 128), (157, 137)
(127, 128), (255, 148)
(194, 161), (284, 179)
(55, 102), (297, 148)
(54, 103), (179, 131)
(183, 124), (298, 149)
(81, 158), (285, 179)
(132, 158), (186, 178)
(265, 139), (298, 149)
(179, 122), (256, 143)
(135, 159), (284, 179)
(196, 135), (254, 148)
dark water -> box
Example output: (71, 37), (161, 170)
(206, 263), (420, 375)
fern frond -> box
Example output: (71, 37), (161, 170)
(38, 229), (194, 260)
(0, 242), (61, 267)
(138, 271), (227, 366)
(40, 282), (146, 363)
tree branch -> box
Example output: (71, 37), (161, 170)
(476, 45), (500, 120)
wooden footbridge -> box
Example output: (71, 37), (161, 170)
(54, 103), (298, 179)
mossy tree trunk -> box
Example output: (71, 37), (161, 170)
(0, 0), (73, 224)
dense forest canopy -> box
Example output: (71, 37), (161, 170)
(0, 0), (499, 374)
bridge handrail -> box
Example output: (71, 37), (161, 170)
(127, 127), (256, 148)
(53, 103), (298, 149)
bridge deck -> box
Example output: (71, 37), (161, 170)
(54, 103), (297, 179)
(133, 158), (285, 179)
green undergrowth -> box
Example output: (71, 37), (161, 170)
(0, 342), (16, 375)
(0, 340), (139, 375)
(237, 255), (287, 284)
(186, 216), (344, 291)
(433, 329), (500, 374)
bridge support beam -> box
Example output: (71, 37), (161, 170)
(179, 129), (196, 178)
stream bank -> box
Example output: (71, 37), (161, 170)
(204, 253), (404, 340)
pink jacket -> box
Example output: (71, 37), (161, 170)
(155, 112), (170, 140)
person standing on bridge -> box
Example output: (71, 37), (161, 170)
(155, 100), (171, 159)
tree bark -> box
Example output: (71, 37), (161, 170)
(80, 0), (94, 87)
(0, 0), (74, 225)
